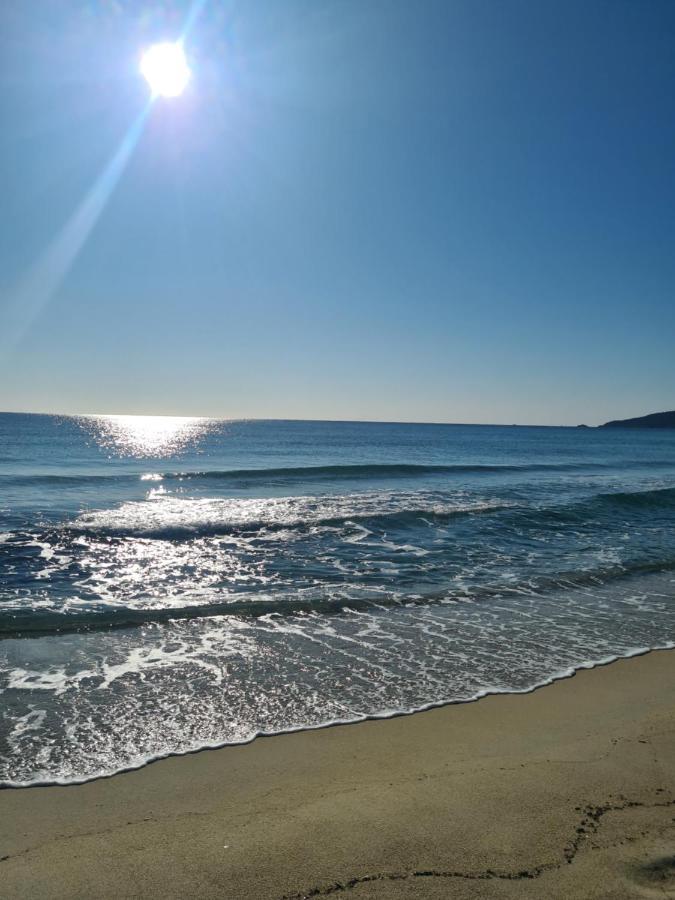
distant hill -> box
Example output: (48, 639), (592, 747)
(602, 410), (675, 428)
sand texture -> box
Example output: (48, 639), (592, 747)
(1, 649), (675, 899)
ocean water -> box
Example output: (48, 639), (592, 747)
(1, 413), (675, 786)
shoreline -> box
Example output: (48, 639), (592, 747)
(3, 641), (673, 790)
(2, 647), (675, 898)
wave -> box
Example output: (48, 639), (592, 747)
(532, 485), (675, 525)
(4, 554), (675, 638)
(0, 594), (398, 636)
(56, 483), (675, 540)
(490, 485), (675, 529)
(2, 481), (673, 552)
(5, 645), (674, 789)
(2, 482), (674, 546)
(63, 497), (512, 540)
(595, 485), (675, 508)
(3, 458), (675, 488)
(0, 473), (133, 487)
(160, 461), (611, 480)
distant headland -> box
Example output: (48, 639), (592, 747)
(601, 410), (675, 429)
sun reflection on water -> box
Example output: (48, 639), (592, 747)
(80, 415), (213, 458)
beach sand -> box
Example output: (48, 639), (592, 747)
(1, 649), (674, 899)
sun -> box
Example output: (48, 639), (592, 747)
(140, 42), (191, 98)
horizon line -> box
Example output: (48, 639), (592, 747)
(0, 408), (602, 428)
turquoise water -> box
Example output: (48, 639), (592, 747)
(1, 413), (675, 785)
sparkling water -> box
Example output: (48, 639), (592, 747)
(1, 413), (674, 785)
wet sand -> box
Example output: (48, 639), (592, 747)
(1, 649), (674, 899)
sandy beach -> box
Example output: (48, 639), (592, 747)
(3, 0), (675, 895)
(1, 649), (674, 899)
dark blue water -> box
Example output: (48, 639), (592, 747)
(1, 413), (675, 785)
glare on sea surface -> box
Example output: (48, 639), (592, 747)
(84, 415), (211, 458)
(140, 42), (191, 98)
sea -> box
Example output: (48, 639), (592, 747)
(1, 412), (674, 787)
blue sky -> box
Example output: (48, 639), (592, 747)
(1, 0), (674, 425)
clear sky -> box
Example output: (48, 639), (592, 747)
(1, 0), (674, 425)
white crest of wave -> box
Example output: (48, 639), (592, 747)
(72, 492), (509, 537)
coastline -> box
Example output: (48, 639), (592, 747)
(3, 642), (674, 790)
(2, 649), (675, 898)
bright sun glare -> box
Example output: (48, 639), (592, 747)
(140, 42), (191, 98)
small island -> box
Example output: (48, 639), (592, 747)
(602, 409), (675, 428)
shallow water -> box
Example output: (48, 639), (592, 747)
(1, 413), (674, 785)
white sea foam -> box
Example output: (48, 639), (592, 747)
(2, 567), (675, 787)
(70, 491), (512, 538)
(3, 417), (675, 788)
(3, 643), (673, 789)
